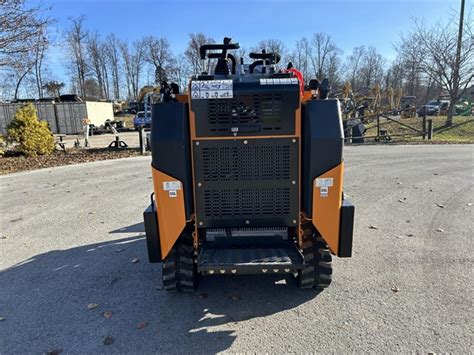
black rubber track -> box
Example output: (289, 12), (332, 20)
(298, 222), (333, 289)
(162, 232), (198, 292)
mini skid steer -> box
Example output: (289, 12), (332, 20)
(143, 38), (354, 292)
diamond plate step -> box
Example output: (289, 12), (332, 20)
(197, 243), (304, 275)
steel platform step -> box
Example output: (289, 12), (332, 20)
(197, 243), (304, 275)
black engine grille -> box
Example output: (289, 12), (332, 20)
(194, 138), (299, 228)
(191, 89), (298, 137)
(201, 144), (291, 182)
(207, 93), (282, 129)
(203, 188), (291, 217)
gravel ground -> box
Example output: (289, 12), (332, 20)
(0, 145), (473, 353)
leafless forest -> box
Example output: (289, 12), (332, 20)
(1, 0), (473, 121)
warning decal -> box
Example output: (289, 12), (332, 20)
(315, 178), (334, 187)
(260, 78), (299, 85)
(163, 181), (182, 191)
(191, 80), (233, 99)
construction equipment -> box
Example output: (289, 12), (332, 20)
(400, 96), (417, 118)
(143, 38), (355, 292)
(455, 97), (473, 116)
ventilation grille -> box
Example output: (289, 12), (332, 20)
(203, 188), (291, 218)
(206, 93), (283, 132)
(201, 144), (291, 182)
(194, 138), (299, 227)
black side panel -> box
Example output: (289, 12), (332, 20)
(338, 199), (354, 257)
(144, 203), (161, 263)
(301, 99), (343, 216)
(151, 102), (193, 219)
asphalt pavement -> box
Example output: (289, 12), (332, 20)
(0, 144), (473, 353)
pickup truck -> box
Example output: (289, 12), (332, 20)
(133, 111), (151, 130)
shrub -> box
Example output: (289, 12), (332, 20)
(7, 103), (55, 157)
(0, 135), (4, 156)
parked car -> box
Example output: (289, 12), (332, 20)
(133, 111), (151, 130)
(417, 100), (450, 117)
(417, 100), (440, 116)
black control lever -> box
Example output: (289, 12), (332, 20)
(249, 51), (281, 64)
(199, 38), (240, 60)
(207, 53), (237, 74)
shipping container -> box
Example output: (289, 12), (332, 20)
(0, 101), (114, 135)
(0, 102), (57, 135)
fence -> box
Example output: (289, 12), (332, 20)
(342, 107), (472, 143)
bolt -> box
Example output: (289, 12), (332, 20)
(198, 182), (202, 187)
(292, 180), (296, 185)
(196, 141), (200, 146)
(293, 220), (297, 224)
(243, 140), (248, 144)
(245, 220), (250, 224)
(199, 221), (203, 226)
(292, 138), (296, 143)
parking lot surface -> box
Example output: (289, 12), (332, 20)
(0, 144), (472, 353)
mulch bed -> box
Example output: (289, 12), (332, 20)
(0, 148), (143, 175)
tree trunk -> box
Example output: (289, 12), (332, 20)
(14, 67), (33, 100)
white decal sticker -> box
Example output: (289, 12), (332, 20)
(168, 190), (177, 198)
(320, 186), (329, 198)
(315, 178), (334, 187)
(191, 80), (233, 99)
(163, 181), (182, 191)
(259, 78), (299, 85)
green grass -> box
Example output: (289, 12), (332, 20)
(364, 115), (474, 143)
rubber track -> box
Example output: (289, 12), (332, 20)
(298, 223), (333, 289)
(162, 233), (197, 292)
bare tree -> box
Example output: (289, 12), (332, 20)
(0, 0), (51, 67)
(120, 39), (146, 100)
(185, 33), (215, 75)
(395, 34), (424, 96)
(169, 53), (191, 93)
(345, 46), (365, 90)
(234, 46), (248, 67)
(10, 51), (35, 100)
(33, 31), (47, 98)
(254, 39), (287, 62)
(310, 33), (339, 81)
(42, 80), (65, 98)
(289, 37), (312, 80)
(384, 58), (404, 89)
(65, 16), (89, 98)
(87, 32), (108, 99)
(144, 36), (175, 85)
(105, 34), (121, 100)
(359, 46), (385, 89)
(326, 51), (343, 90)
(413, 8), (473, 125)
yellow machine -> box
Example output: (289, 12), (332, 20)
(143, 38), (355, 292)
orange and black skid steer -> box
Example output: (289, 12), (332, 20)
(143, 38), (354, 292)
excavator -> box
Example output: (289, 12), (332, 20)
(143, 38), (354, 291)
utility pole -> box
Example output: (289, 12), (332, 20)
(449, 0), (465, 126)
